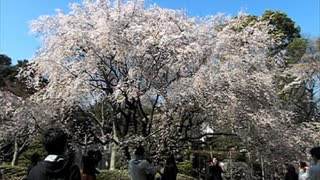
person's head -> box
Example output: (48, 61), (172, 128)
(310, 147), (320, 161)
(300, 161), (308, 169)
(43, 128), (68, 155)
(212, 157), (218, 165)
(166, 154), (176, 165)
(134, 146), (145, 157)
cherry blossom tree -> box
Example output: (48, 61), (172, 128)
(19, 1), (319, 177)
(0, 91), (52, 166)
(24, 0), (215, 168)
(186, 14), (317, 179)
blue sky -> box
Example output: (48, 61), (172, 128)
(0, 0), (319, 64)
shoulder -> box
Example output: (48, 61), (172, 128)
(140, 160), (152, 166)
(128, 159), (135, 163)
(309, 164), (319, 170)
(30, 161), (48, 171)
(27, 162), (47, 179)
(309, 164), (320, 174)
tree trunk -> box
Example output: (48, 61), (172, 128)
(248, 152), (254, 179)
(11, 138), (18, 167)
(109, 143), (118, 170)
(84, 133), (88, 155)
(260, 155), (265, 180)
(109, 122), (119, 170)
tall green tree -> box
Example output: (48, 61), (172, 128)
(262, 10), (302, 63)
(287, 37), (308, 64)
(0, 54), (33, 97)
(0, 54), (16, 87)
(0, 54), (12, 66)
(262, 10), (301, 44)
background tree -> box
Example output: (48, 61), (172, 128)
(279, 37), (320, 122)
(0, 54), (32, 97)
(0, 91), (52, 166)
(0, 54), (12, 66)
(262, 10), (301, 45)
(0, 54), (15, 87)
(286, 37), (307, 64)
(261, 10), (304, 66)
(0, 55), (48, 166)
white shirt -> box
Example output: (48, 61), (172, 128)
(299, 168), (309, 180)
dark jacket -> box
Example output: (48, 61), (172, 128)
(207, 165), (223, 180)
(161, 164), (178, 180)
(285, 165), (298, 180)
(27, 155), (81, 180)
(285, 171), (298, 180)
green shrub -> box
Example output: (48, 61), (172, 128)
(0, 165), (193, 180)
(97, 169), (128, 180)
(177, 173), (194, 180)
(97, 170), (193, 180)
(177, 160), (193, 177)
(18, 138), (46, 167)
(0, 165), (26, 180)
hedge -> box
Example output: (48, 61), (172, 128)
(97, 170), (128, 180)
(0, 165), (26, 180)
(97, 170), (193, 180)
(0, 165), (193, 180)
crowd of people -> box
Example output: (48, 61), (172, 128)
(24, 127), (320, 180)
(285, 147), (320, 180)
(126, 146), (320, 180)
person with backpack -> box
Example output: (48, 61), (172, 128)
(128, 146), (156, 180)
(27, 128), (81, 180)
(160, 154), (179, 180)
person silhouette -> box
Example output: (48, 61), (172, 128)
(81, 150), (102, 180)
(285, 163), (298, 180)
(128, 146), (155, 180)
(27, 128), (81, 180)
(298, 161), (309, 180)
(207, 157), (224, 180)
(308, 147), (320, 180)
(161, 154), (178, 180)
